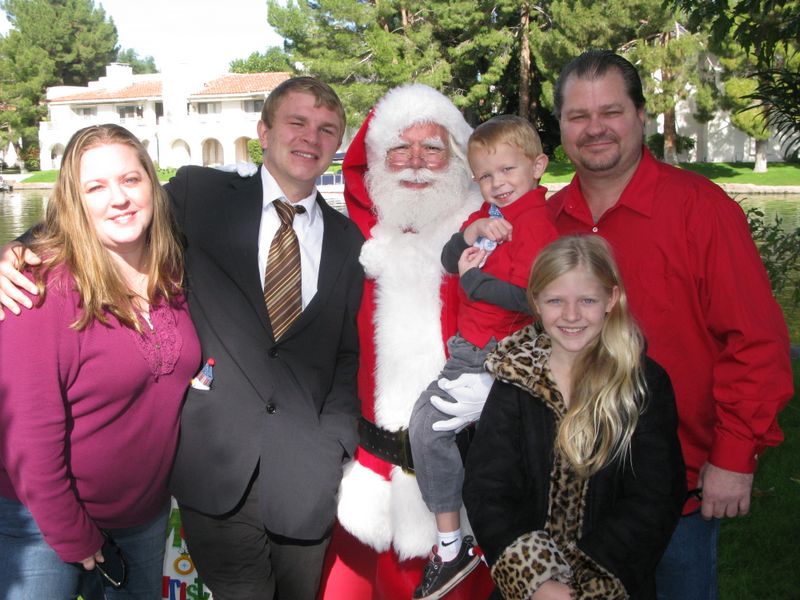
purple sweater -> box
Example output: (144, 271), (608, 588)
(0, 271), (200, 562)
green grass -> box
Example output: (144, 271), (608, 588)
(23, 160), (800, 187)
(718, 359), (799, 599)
(541, 160), (578, 184)
(541, 160), (800, 186)
(22, 167), (176, 183)
(20, 170), (58, 183)
(679, 162), (800, 185)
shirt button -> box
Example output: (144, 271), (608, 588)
(592, 226), (599, 233)
(268, 348), (278, 358)
(266, 403), (277, 414)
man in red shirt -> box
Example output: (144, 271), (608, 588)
(549, 50), (793, 599)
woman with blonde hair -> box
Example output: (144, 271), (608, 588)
(0, 124), (200, 599)
(463, 235), (685, 600)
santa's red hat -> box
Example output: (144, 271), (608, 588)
(343, 84), (473, 239)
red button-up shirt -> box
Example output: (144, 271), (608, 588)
(548, 148), (793, 510)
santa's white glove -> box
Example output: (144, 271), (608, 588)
(214, 161), (259, 177)
(431, 371), (494, 432)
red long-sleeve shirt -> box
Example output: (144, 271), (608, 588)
(457, 187), (559, 347)
(548, 148), (793, 511)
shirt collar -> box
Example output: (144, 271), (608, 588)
(260, 165), (320, 224)
(555, 146), (659, 221)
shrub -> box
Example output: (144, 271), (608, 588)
(551, 145), (570, 163)
(21, 145), (40, 172)
(646, 133), (696, 160)
(247, 139), (263, 164)
(744, 204), (800, 306)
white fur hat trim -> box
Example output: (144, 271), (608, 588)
(365, 84), (473, 168)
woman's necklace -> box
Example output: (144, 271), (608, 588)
(140, 308), (154, 331)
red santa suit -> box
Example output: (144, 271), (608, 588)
(318, 85), (495, 599)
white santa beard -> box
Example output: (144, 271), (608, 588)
(365, 160), (473, 233)
(361, 160), (478, 431)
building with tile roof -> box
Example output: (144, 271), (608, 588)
(39, 63), (292, 169)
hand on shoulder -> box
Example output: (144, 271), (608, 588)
(0, 242), (41, 320)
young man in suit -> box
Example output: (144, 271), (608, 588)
(0, 77), (364, 600)
(166, 77), (364, 600)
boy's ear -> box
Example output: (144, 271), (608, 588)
(532, 153), (549, 180)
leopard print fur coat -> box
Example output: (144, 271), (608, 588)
(483, 325), (629, 600)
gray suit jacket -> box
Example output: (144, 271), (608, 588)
(165, 166), (364, 541)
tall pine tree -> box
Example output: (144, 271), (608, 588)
(230, 47), (295, 74)
(0, 0), (118, 159)
(267, 0), (451, 126)
(627, 19), (711, 164)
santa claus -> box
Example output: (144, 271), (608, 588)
(317, 85), (495, 599)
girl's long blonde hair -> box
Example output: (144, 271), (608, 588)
(28, 124), (183, 332)
(528, 235), (646, 478)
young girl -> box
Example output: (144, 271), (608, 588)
(463, 235), (686, 600)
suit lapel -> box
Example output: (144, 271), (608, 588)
(223, 174), (274, 336)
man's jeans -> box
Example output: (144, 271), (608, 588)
(656, 511), (720, 600)
(0, 495), (169, 599)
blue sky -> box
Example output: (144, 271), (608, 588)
(0, 0), (284, 75)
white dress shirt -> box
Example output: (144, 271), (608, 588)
(257, 166), (324, 309)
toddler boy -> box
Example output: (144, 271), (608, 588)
(409, 114), (558, 600)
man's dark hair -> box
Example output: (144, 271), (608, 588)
(553, 50), (645, 119)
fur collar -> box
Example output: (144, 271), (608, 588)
(485, 326), (563, 415)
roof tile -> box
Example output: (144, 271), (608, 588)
(190, 72), (292, 96)
(50, 81), (162, 103)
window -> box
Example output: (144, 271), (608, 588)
(117, 105), (143, 120)
(74, 106), (97, 118)
(243, 99), (263, 113)
(197, 102), (221, 115)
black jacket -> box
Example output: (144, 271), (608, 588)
(165, 166), (364, 541)
(463, 328), (686, 599)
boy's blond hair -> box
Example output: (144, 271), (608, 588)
(467, 114), (544, 162)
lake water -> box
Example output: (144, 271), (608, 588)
(2, 189), (798, 245)
(0, 191), (49, 245)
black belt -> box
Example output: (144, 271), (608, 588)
(357, 417), (478, 474)
(358, 417), (415, 473)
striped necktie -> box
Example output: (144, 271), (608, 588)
(264, 200), (306, 340)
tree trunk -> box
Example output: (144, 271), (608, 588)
(518, 3), (531, 121)
(663, 108), (678, 164)
(753, 138), (768, 172)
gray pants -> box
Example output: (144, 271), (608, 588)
(409, 334), (495, 514)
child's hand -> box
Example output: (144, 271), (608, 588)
(458, 246), (486, 275)
(463, 217), (513, 245)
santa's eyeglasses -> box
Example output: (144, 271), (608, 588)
(386, 145), (448, 167)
